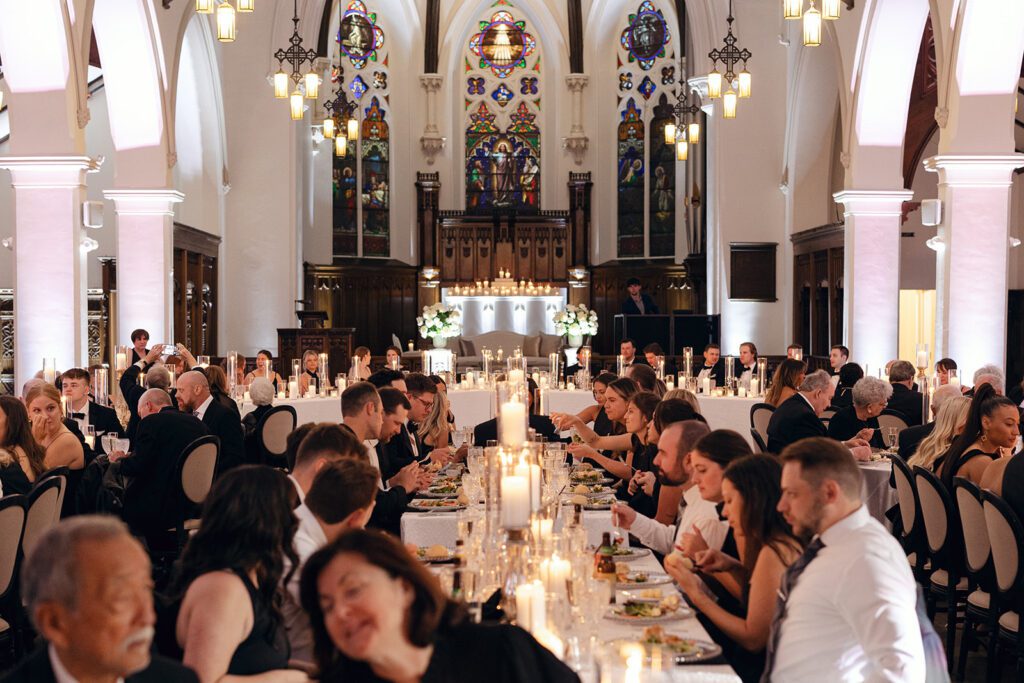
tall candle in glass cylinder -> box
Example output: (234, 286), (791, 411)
(683, 347), (693, 379)
(499, 401), (527, 447)
(616, 354), (625, 377)
(756, 357), (767, 395)
(226, 351), (238, 396)
(724, 355), (735, 389)
(500, 474), (530, 528)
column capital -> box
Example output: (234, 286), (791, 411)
(686, 77), (713, 115)
(103, 189), (184, 215)
(419, 74), (444, 92)
(923, 154), (1024, 187)
(0, 155), (99, 187)
(565, 74), (589, 91)
(832, 189), (914, 215)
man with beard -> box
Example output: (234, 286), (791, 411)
(610, 420), (726, 557)
(3, 516), (197, 682)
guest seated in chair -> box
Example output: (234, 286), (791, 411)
(830, 363), (863, 410)
(898, 384), (965, 461)
(61, 367), (124, 443)
(474, 378), (560, 447)
(384, 345), (404, 371)
(25, 383), (85, 473)
(242, 378), (277, 465)
(204, 365), (240, 418)
(736, 342), (758, 386)
(176, 370), (245, 471)
(572, 372), (620, 438)
(886, 360), (924, 426)
(968, 363), (1006, 397)
(0, 396), (46, 495)
(935, 357), (958, 387)
(907, 396), (970, 472)
(619, 338), (646, 368)
(161, 467), (303, 682)
(766, 370), (871, 455)
(383, 373), (450, 469)
(244, 349), (284, 392)
(786, 343), (803, 360)
(643, 342), (677, 376)
(298, 530), (580, 682)
(826, 377), (891, 449)
(5, 516), (198, 683)
(351, 347), (373, 381)
(298, 350), (330, 397)
(289, 423), (369, 507)
(937, 383), (1019, 488)
(626, 363), (666, 398)
(695, 344), (726, 385)
(367, 369), (407, 394)
(120, 345), (173, 441)
(829, 344), (849, 378)
(764, 359), (806, 409)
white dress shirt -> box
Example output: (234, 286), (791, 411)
(629, 486), (727, 556)
(49, 644), (125, 683)
(769, 505), (924, 682)
(287, 473), (305, 505)
(192, 394), (214, 421)
(282, 504), (329, 665)
(363, 439), (387, 491)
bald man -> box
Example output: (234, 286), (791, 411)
(175, 370), (244, 472)
(109, 388), (209, 542)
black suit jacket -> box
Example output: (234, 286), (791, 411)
(473, 414), (561, 447)
(766, 394), (826, 453)
(621, 293), (659, 315)
(887, 384), (924, 426)
(381, 423), (423, 478)
(898, 421), (935, 461)
(201, 399), (245, 471)
(0, 647), (197, 683)
(696, 359), (727, 384)
(118, 407), (210, 537)
(86, 400), (124, 437)
(120, 363), (148, 440)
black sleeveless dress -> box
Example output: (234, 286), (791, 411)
(227, 569), (290, 675)
(593, 406), (615, 437)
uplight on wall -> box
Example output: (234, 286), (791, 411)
(216, 1), (236, 42)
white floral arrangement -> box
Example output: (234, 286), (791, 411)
(552, 303), (599, 337)
(417, 303), (462, 339)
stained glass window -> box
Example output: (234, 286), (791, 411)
(616, 1), (676, 258)
(332, 0), (390, 258)
(464, 1), (540, 214)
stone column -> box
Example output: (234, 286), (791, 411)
(0, 156), (98, 389)
(833, 190), (914, 373)
(563, 74), (589, 165)
(419, 75), (445, 165)
(923, 155), (1024, 379)
(103, 189), (184, 347)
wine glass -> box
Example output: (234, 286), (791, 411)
(100, 433), (116, 456)
(885, 427), (898, 451)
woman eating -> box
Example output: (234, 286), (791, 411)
(551, 377), (637, 477)
(826, 376), (890, 448)
(0, 396), (46, 495)
(665, 455), (802, 681)
(571, 372), (618, 438)
(299, 529), (579, 682)
(25, 383), (84, 472)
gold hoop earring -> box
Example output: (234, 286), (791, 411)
(981, 431), (988, 444)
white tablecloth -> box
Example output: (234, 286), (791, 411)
(239, 396), (341, 424)
(447, 389), (495, 430)
(860, 460), (897, 527)
(402, 507), (616, 549)
(693, 395), (761, 446)
(545, 389), (596, 417)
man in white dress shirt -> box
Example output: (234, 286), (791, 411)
(282, 459), (379, 666)
(765, 437), (925, 682)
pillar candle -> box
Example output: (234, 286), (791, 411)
(531, 517), (553, 546)
(540, 554), (570, 595)
(514, 580), (546, 633)
(508, 369), (525, 385)
(499, 402), (527, 447)
(500, 475), (530, 528)
(750, 377), (759, 396)
(277, 390), (285, 399)
(288, 381), (299, 399)
(115, 352), (127, 372)
(702, 377), (711, 395)
(516, 461), (542, 511)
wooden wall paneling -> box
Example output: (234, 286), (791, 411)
(829, 247), (844, 347)
(812, 251), (829, 355)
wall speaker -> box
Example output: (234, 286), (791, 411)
(83, 200), (104, 229)
(920, 199), (941, 227)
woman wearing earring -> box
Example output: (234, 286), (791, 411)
(937, 383), (1020, 488)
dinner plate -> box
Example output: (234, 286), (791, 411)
(589, 545), (651, 561)
(407, 499), (465, 511)
(616, 572), (673, 588)
(604, 604), (691, 624)
(570, 476), (615, 486)
(418, 488), (459, 498)
(604, 637), (722, 664)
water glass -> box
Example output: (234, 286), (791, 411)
(116, 438), (131, 454)
(885, 427), (898, 450)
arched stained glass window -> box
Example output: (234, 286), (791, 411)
(616, 1), (677, 258)
(332, 0), (390, 258)
(464, 1), (541, 214)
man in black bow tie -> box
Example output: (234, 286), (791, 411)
(61, 368), (123, 446)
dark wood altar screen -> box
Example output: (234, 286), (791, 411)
(436, 212), (570, 284)
(277, 327), (356, 380)
(791, 223), (844, 356)
(173, 224), (219, 355)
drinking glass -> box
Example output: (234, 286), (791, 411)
(100, 433), (116, 456)
(467, 448), (485, 477)
(84, 425), (96, 450)
(452, 429), (466, 449)
(456, 567), (482, 620)
(116, 438), (131, 454)
(885, 427), (898, 451)
(436, 566), (455, 597)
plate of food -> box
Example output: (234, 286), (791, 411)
(640, 626), (723, 663)
(408, 498), (465, 511)
(570, 483), (612, 497)
(415, 545), (456, 564)
(420, 481), (460, 498)
(604, 594), (690, 624)
(616, 571), (674, 588)
(589, 544), (651, 561)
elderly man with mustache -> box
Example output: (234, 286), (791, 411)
(1, 516), (198, 683)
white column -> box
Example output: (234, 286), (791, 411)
(563, 74), (589, 165)
(103, 190), (184, 347)
(923, 155), (1024, 379)
(0, 156), (98, 391)
(833, 190), (914, 373)
(419, 75), (445, 165)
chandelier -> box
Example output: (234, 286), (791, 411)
(323, 68), (360, 158)
(707, 0), (751, 119)
(783, 0), (843, 46)
(195, 0), (254, 43)
(664, 55), (703, 161)
(272, 0), (320, 120)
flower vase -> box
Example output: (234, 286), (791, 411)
(432, 335), (447, 349)
(567, 333), (583, 349)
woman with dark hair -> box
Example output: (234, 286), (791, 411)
(352, 347), (372, 381)
(299, 529), (578, 682)
(384, 345), (404, 370)
(554, 378), (641, 481)
(205, 364), (241, 418)
(572, 372), (618, 437)
(0, 395), (46, 494)
(764, 359), (807, 408)
(665, 455), (802, 682)
(937, 383), (1019, 488)
(244, 349), (284, 392)
(164, 466), (304, 682)
(831, 362), (864, 410)
(616, 392), (662, 518)
(935, 357), (958, 387)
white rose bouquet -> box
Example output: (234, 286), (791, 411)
(417, 303), (462, 339)
(552, 303), (599, 338)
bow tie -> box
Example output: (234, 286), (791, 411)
(69, 412), (86, 420)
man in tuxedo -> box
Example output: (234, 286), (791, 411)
(829, 344), (849, 378)
(643, 343), (678, 376)
(767, 370), (871, 453)
(887, 360), (925, 426)
(129, 328), (150, 365)
(120, 345), (173, 440)
(695, 344), (726, 385)
(382, 373), (449, 471)
(175, 369), (244, 471)
(5, 516), (198, 683)
(786, 343), (804, 360)
(619, 338), (647, 368)
(736, 342), (757, 385)
(898, 384), (967, 460)
(109, 389), (209, 541)
(61, 368), (123, 439)
(473, 378), (560, 447)
(621, 277), (659, 315)
(376, 388), (427, 489)
(368, 368), (408, 394)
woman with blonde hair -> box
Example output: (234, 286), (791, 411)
(24, 382), (84, 472)
(908, 396), (970, 471)
(663, 387), (702, 416)
(298, 349), (330, 396)
(417, 385), (451, 450)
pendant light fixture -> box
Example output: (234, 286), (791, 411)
(216, 1), (236, 42)
(803, 1), (822, 46)
(237, 0), (254, 12)
(675, 138), (689, 161)
(664, 12), (703, 155)
(783, 0), (802, 20)
(323, 117), (335, 139)
(663, 122), (676, 145)
(196, 0), (214, 13)
(708, 0), (752, 118)
(272, 0), (319, 120)
(324, 64), (360, 151)
(822, 0), (841, 21)
(335, 134), (348, 158)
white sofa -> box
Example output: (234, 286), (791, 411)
(439, 331), (564, 369)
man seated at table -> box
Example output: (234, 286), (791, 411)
(736, 342), (757, 386)
(643, 343), (677, 376)
(288, 422), (367, 506)
(766, 438), (929, 682)
(175, 370), (245, 471)
(619, 338), (646, 368)
(829, 344), (849, 380)
(6, 516), (198, 683)
(968, 363), (1006, 397)
(368, 368), (408, 394)
(120, 345), (173, 441)
(826, 377), (890, 449)
(376, 387), (429, 488)
(766, 370), (871, 454)
(695, 344), (725, 385)
(886, 360), (924, 426)
(61, 367), (123, 443)
(786, 343), (804, 360)
(381, 373), (449, 470)
(281, 459), (379, 666)
(473, 378), (560, 447)
(898, 384), (967, 461)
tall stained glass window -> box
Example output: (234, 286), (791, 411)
(616, 1), (677, 258)
(332, 0), (390, 258)
(464, 1), (541, 214)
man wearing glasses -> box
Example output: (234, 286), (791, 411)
(380, 373), (452, 473)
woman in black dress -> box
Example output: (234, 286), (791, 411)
(826, 376), (888, 448)
(938, 383), (1019, 488)
(619, 392), (661, 518)
(164, 466), (303, 682)
(573, 372), (618, 437)
(831, 363), (864, 410)
(300, 529), (579, 683)
(0, 396), (46, 494)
